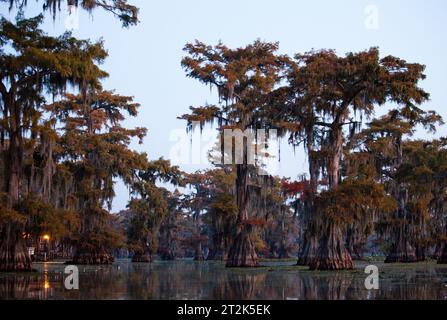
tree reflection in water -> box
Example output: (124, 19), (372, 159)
(0, 260), (446, 299)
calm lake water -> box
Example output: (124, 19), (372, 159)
(0, 259), (446, 300)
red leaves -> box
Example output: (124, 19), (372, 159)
(281, 180), (309, 195)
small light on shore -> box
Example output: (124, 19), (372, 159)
(43, 234), (50, 241)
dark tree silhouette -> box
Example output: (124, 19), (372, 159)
(179, 40), (288, 267)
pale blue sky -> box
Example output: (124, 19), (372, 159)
(2, 0), (446, 211)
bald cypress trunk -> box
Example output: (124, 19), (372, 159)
(309, 223), (354, 270)
(72, 250), (114, 264)
(132, 238), (152, 262)
(0, 224), (33, 272)
(72, 200), (115, 264)
(160, 230), (176, 260)
(277, 242), (290, 259)
(432, 242), (443, 260)
(0, 107), (32, 272)
(207, 245), (224, 260)
(296, 188), (318, 266)
(384, 236), (417, 263)
(346, 227), (366, 260)
(132, 252), (151, 262)
(72, 231), (115, 264)
(297, 226), (318, 265)
(384, 220), (417, 263)
(71, 134), (115, 265)
(296, 195), (318, 265)
(437, 244), (447, 264)
(277, 209), (290, 259)
(310, 128), (354, 270)
(194, 241), (205, 261)
(415, 243), (426, 262)
(226, 224), (258, 267)
(160, 221), (176, 260)
(207, 249), (225, 261)
(226, 164), (258, 267)
(297, 139), (319, 266)
(385, 137), (417, 263)
(193, 212), (205, 261)
(207, 233), (226, 260)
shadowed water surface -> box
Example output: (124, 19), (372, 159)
(0, 260), (446, 300)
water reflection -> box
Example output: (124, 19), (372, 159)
(0, 260), (446, 300)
